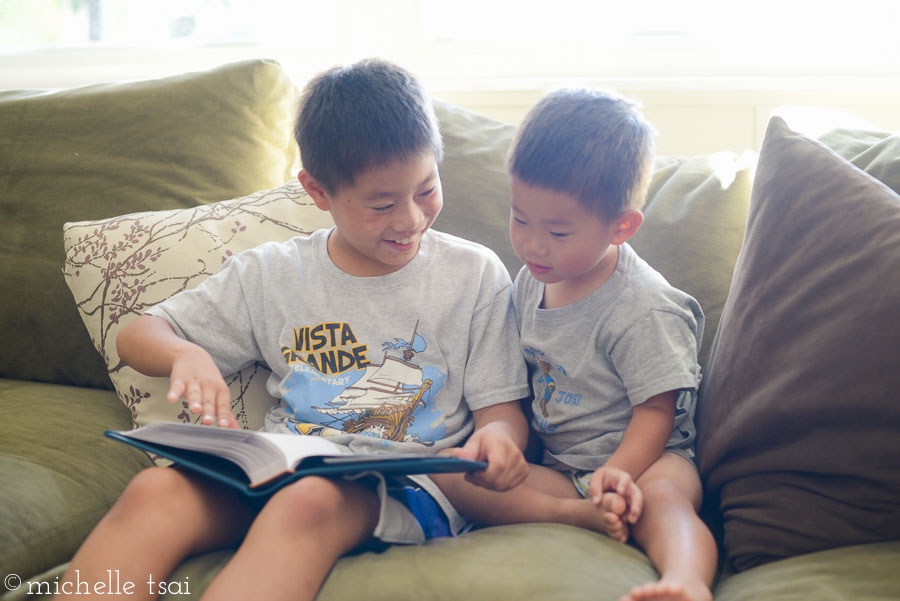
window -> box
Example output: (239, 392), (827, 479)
(422, 0), (900, 78)
(1, 0), (898, 85)
(0, 0), (334, 47)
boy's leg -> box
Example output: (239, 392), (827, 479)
(200, 475), (380, 601)
(621, 453), (716, 601)
(431, 464), (630, 542)
(54, 466), (255, 601)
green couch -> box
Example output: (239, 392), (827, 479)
(2, 59), (899, 600)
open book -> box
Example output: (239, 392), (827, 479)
(106, 422), (487, 498)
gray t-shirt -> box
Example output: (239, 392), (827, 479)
(148, 228), (529, 456)
(513, 243), (704, 472)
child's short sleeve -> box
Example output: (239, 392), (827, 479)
(459, 257), (530, 411)
(145, 250), (264, 376)
(610, 308), (701, 407)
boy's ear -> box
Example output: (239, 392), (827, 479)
(611, 209), (644, 245)
(298, 170), (331, 211)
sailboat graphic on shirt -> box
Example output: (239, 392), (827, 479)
(313, 352), (433, 442)
(286, 320), (438, 444)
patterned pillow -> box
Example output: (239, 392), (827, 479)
(62, 180), (334, 430)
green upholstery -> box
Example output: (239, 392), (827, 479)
(431, 98), (520, 274)
(712, 541), (900, 601)
(169, 524), (658, 601)
(633, 152), (755, 368)
(818, 127), (900, 194)
(0, 59), (298, 389)
(0, 379), (152, 581)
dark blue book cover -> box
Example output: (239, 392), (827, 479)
(106, 422), (486, 499)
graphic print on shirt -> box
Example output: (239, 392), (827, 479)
(524, 347), (580, 434)
(279, 320), (447, 446)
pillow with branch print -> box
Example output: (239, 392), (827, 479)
(63, 180), (335, 431)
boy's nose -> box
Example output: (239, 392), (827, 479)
(392, 200), (424, 231)
(525, 237), (549, 258)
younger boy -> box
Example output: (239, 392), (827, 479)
(436, 90), (717, 601)
(54, 59), (530, 601)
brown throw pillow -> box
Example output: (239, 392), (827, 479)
(697, 116), (900, 571)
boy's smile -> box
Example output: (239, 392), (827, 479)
(301, 152), (443, 277)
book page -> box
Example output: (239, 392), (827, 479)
(120, 422), (347, 479)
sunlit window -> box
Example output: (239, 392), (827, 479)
(0, 0), (898, 80)
(0, 0), (335, 47)
(421, 0), (900, 78)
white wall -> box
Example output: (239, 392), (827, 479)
(2, 47), (898, 157)
(439, 82), (900, 156)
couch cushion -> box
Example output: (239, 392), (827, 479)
(0, 379), (152, 581)
(0, 59), (299, 389)
(62, 180), (334, 431)
(818, 127), (900, 195)
(631, 151), (755, 368)
(712, 541), (900, 601)
(697, 116), (900, 570)
(431, 98), (521, 274)
(162, 524), (658, 601)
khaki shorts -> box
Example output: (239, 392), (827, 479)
(569, 449), (697, 499)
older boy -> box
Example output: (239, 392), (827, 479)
(436, 90), (717, 601)
(54, 59), (530, 601)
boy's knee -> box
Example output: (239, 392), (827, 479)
(641, 476), (699, 511)
(641, 477), (680, 500)
(267, 476), (357, 527)
(114, 466), (192, 518)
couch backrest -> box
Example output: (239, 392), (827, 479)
(0, 59), (300, 388)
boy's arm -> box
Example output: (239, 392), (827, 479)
(117, 314), (239, 429)
(605, 390), (676, 479)
(445, 400), (530, 491)
(588, 390), (677, 520)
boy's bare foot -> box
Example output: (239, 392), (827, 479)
(598, 492), (629, 543)
(618, 578), (712, 601)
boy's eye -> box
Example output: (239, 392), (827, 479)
(372, 204), (393, 212)
(512, 216), (527, 225)
(550, 232), (570, 238)
(418, 187), (436, 198)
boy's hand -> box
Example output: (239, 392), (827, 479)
(168, 345), (239, 429)
(589, 466), (643, 524)
(450, 422), (528, 491)
(117, 315), (239, 429)
(443, 400), (530, 491)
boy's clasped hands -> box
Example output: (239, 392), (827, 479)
(589, 465), (643, 543)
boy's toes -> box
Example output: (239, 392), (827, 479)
(602, 513), (629, 543)
(619, 579), (712, 601)
(601, 491), (627, 516)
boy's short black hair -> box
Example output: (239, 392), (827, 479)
(295, 58), (443, 195)
(509, 89), (655, 220)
